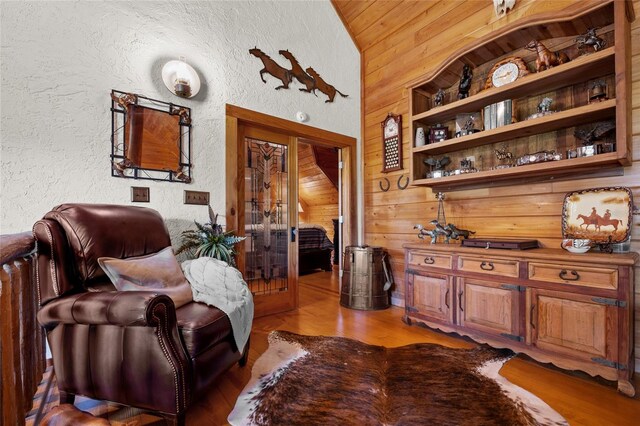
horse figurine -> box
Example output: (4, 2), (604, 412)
(576, 28), (606, 53)
(249, 47), (292, 90)
(445, 224), (475, 240)
(429, 219), (452, 244)
(525, 40), (570, 72)
(414, 224), (438, 244)
(305, 67), (348, 103)
(279, 50), (317, 96)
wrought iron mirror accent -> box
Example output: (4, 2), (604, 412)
(110, 90), (192, 183)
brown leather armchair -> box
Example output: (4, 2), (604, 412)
(34, 204), (249, 425)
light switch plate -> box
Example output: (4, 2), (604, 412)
(131, 187), (150, 202)
(184, 190), (210, 205)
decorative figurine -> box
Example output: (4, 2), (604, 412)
(434, 88), (445, 107)
(459, 158), (477, 174)
(429, 219), (452, 244)
(574, 120), (615, 146)
(414, 224), (438, 244)
(588, 80), (608, 103)
(538, 97), (553, 113)
(424, 156), (451, 178)
(445, 223), (476, 240)
(527, 97), (555, 120)
(525, 40), (570, 72)
(576, 28), (606, 53)
(458, 64), (473, 99)
(495, 143), (513, 161)
(455, 114), (481, 137)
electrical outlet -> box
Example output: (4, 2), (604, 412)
(131, 187), (150, 202)
(466, 156), (476, 163)
(184, 190), (210, 205)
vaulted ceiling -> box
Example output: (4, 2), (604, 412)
(332, 1), (438, 51)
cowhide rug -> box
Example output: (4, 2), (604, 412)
(228, 331), (568, 426)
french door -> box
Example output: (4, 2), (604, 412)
(239, 126), (298, 317)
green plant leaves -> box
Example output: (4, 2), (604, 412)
(176, 216), (246, 266)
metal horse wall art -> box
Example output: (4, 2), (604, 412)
(249, 47), (292, 90)
(249, 48), (348, 103)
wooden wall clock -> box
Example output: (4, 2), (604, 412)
(381, 113), (403, 173)
(484, 57), (529, 90)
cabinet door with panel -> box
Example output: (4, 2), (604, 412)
(527, 288), (618, 366)
(407, 270), (454, 325)
(458, 278), (521, 342)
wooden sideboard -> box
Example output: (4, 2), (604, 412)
(402, 243), (638, 396)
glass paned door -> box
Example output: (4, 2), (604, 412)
(241, 127), (297, 317)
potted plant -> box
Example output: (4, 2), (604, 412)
(176, 206), (245, 266)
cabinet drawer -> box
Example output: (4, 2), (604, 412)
(458, 256), (519, 277)
(528, 262), (618, 290)
(407, 250), (452, 269)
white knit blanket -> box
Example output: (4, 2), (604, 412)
(181, 257), (254, 353)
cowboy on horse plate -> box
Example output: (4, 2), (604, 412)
(561, 187), (633, 244)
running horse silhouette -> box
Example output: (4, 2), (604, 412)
(249, 47), (292, 90)
(576, 209), (621, 232)
(279, 50), (317, 96)
(525, 40), (570, 72)
(305, 67), (348, 103)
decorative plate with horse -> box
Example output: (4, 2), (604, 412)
(561, 187), (633, 244)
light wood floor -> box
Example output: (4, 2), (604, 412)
(30, 270), (639, 425)
(192, 269), (640, 426)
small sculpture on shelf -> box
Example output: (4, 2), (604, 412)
(525, 40), (569, 72)
(494, 143), (513, 169)
(455, 114), (481, 137)
(528, 97), (555, 119)
(458, 158), (477, 174)
(574, 120), (616, 146)
(538, 97), (553, 113)
(588, 80), (608, 103)
(576, 28), (606, 53)
(424, 156), (451, 178)
(434, 88), (445, 107)
(445, 223), (476, 240)
(458, 64), (473, 99)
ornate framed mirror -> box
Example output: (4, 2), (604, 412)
(110, 90), (192, 182)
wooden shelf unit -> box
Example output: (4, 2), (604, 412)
(407, 1), (632, 191)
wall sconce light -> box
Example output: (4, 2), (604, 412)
(298, 202), (304, 213)
(161, 56), (201, 98)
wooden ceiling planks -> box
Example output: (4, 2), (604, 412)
(298, 143), (339, 207)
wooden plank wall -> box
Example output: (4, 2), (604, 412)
(334, 0), (640, 370)
(298, 143), (339, 237)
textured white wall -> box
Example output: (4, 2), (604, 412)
(0, 0), (360, 242)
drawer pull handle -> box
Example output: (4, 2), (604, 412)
(423, 257), (435, 264)
(458, 292), (464, 312)
(445, 288), (450, 309)
(530, 304), (536, 329)
(559, 269), (580, 281)
(480, 261), (495, 271)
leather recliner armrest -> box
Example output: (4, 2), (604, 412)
(37, 291), (176, 329)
